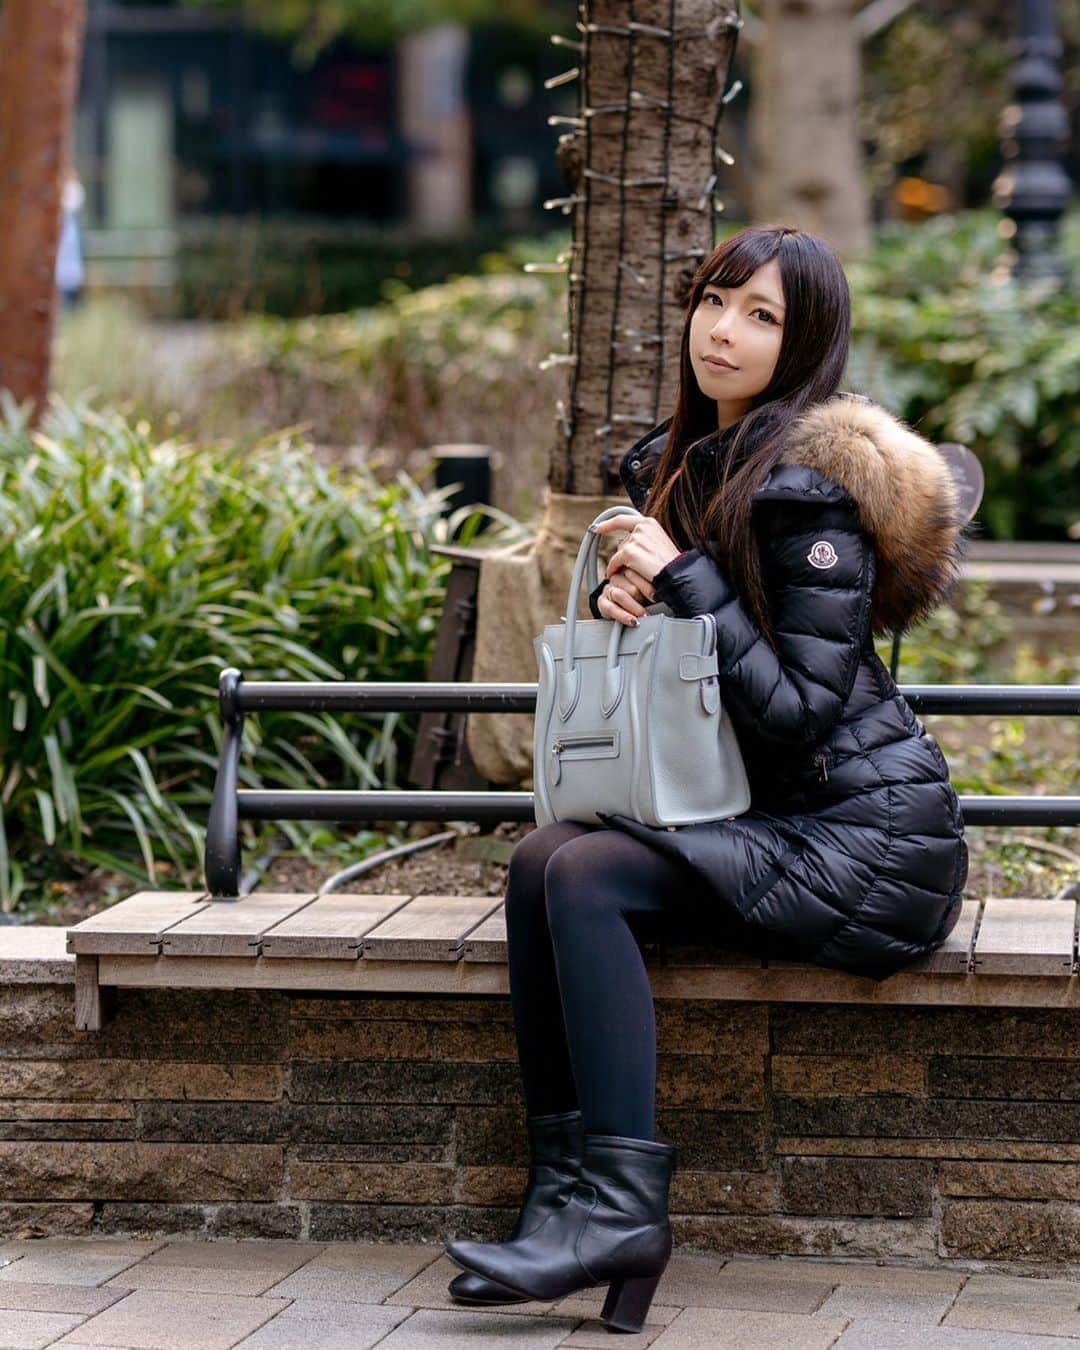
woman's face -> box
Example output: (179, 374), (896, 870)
(688, 258), (786, 425)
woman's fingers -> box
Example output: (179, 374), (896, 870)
(598, 592), (638, 625)
(598, 581), (647, 625)
(613, 565), (656, 602)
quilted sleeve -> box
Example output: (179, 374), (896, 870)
(650, 499), (874, 747)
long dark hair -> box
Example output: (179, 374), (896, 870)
(645, 225), (851, 648)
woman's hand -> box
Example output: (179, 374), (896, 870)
(591, 514), (683, 626)
(596, 569), (652, 626)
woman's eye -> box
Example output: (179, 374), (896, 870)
(703, 294), (777, 324)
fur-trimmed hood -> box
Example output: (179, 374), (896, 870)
(620, 392), (970, 637)
(772, 394), (969, 635)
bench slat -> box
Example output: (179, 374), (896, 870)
(463, 906), (508, 962)
(98, 953), (510, 994)
(160, 893), (320, 957)
(260, 892), (415, 958)
(972, 897), (1075, 975)
(363, 893), (504, 961)
(66, 891), (209, 954)
(90, 951), (1080, 1005)
(903, 897), (981, 974)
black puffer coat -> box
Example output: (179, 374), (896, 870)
(587, 392), (970, 982)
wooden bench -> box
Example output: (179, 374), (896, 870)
(65, 671), (1079, 1029)
(66, 886), (1080, 1034)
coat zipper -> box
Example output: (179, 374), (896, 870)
(813, 751), (830, 783)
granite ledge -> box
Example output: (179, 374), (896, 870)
(0, 926), (76, 983)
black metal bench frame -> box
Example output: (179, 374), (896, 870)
(204, 668), (1079, 899)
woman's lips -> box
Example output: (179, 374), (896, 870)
(702, 356), (738, 370)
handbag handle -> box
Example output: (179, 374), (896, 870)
(556, 506), (646, 720)
(562, 505), (644, 653)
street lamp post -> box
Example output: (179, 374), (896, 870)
(991, 0), (1071, 286)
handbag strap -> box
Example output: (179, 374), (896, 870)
(562, 505), (644, 674)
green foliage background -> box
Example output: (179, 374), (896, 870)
(0, 401), (524, 912)
(59, 210), (1077, 539)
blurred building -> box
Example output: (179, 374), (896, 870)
(75, 0), (573, 297)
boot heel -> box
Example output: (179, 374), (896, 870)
(601, 1270), (663, 1333)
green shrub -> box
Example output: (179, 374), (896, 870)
(0, 400), (522, 913)
(54, 295), (187, 426)
(843, 206), (1080, 538)
(171, 218), (568, 319)
(59, 210), (1079, 540)
(175, 270), (568, 528)
(191, 207), (1080, 539)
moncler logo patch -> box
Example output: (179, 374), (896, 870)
(807, 540), (839, 569)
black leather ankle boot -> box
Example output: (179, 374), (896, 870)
(447, 1108), (584, 1306)
(446, 1131), (676, 1333)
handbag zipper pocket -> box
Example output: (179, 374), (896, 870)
(549, 730), (619, 786)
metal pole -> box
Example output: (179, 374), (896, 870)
(992, 0), (1070, 285)
(203, 668), (245, 897)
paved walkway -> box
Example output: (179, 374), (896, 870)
(2, 1237), (1080, 1348)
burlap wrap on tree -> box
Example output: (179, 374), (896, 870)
(465, 490), (624, 786)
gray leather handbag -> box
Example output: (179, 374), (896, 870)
(532, 505), (752, 829)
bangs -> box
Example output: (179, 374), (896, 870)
(702, 234), (781, 294)
(704, 264), (756, 290)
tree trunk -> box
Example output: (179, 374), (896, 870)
(0, 0), (88, 417)
(465, 0), (742, 786)
(750, 0), (871, 256)
(553, 0), (742, 497)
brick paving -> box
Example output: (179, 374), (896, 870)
(0, 1239), (1080, 1348)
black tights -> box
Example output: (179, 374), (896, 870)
(504, 820), (698, 1142)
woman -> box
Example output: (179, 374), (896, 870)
(444, 225), (970, 1331)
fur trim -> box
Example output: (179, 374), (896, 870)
(780, 395), (969, 636)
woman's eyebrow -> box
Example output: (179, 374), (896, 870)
(704, 283), (785, 311)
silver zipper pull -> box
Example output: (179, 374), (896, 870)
(814, 751), (829, 782)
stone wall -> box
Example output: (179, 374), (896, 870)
(3, 964), (1080, 1270)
